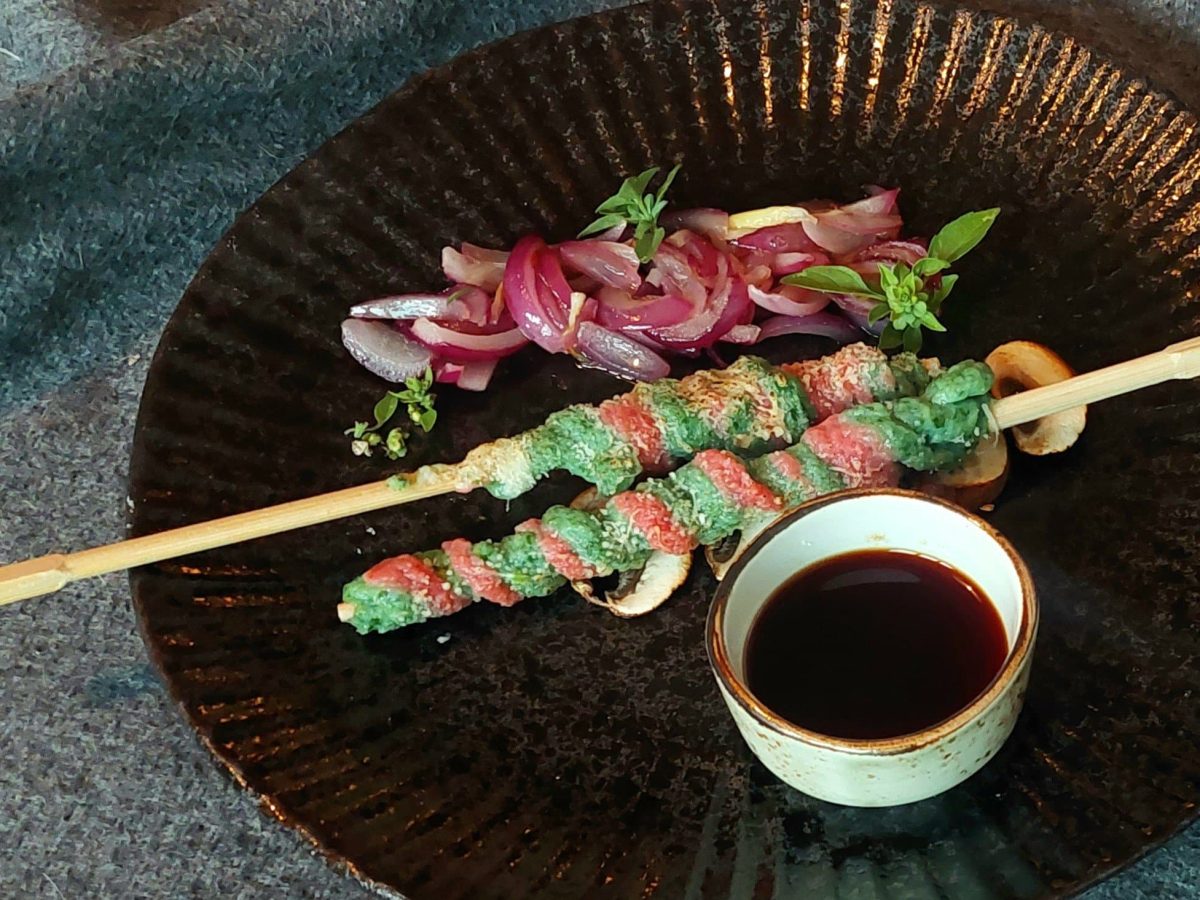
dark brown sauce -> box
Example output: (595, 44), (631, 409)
(744, 550), (1008, 740)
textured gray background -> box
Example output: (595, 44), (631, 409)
(0, 0), (1197, 897)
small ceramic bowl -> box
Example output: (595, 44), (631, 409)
(706, 488), (1038, 807)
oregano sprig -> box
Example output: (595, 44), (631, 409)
(345, 367), (437, 460)
(579, 164), (681, 263)
(782, 207), (999, 352)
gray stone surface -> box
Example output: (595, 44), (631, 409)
(0, 0), (1196, 897)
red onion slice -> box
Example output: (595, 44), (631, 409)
(455, 359), (500, 392)
(748, 283), (832, 317)
(731, 223), (821, 254)
(849, 240), (928, 265)
(756, 311), (865, 344)
(651, 242), (707, 306)
(649, 272), (750, 350)
(770, 251), (831, 276)
(349, 293), (456, 321)
(341, 318), (433, 383)
(670, 230), (724, 279)
(410, 317), (528, 363)
(596, 288), (694, 331)
(574, 320), (672, 381)
(503, 236), (567, 353)
(842, 187), (900, 217)
(442, 245), (508, 292)
(559, 240), (641, 292)
(829, 293), (887, 335)
(721, 324), (761, 344)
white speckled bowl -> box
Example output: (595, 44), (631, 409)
(706, 489), (1038, 808)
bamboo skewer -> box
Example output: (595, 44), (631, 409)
(3, 337), (1200, 607)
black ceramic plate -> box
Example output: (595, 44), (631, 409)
(129, 0), (1200, 896)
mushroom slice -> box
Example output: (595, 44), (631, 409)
(570, 486), (607, 512)
(704, 514), (775, 581)
(591, 551), (693, 618)
(986, 341), (1087, 455)
(917, 434), (1010, 510)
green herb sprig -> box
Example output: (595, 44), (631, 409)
(579, 164), (681, 263)
(782, 208), (999, 352)
(345, 367), (437, 460)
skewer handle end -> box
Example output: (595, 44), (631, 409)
(0, 555), (72, 606)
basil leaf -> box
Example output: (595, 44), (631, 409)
(930, 273), (958, 310)
(781, 265), (882, 298)
(866, 301), (891, 325)
(635, 225), (666, 263)
(878, 264), (899, 293)
(928, 208), (999, 263)
(902, 326), (923, 352)
(625, 166), (660, 200)
(920, 311), (947, 332)
(879, 323), (903, 350)
(418, 409), (437, 432)
(579, 215), (624, 238)
(655, 164), (681, 203)
(913, 257), (949, 277)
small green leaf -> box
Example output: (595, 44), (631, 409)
(920, 310), (947, 332)
(635, 225), (666, 263)
(373, 393), (400, 429)
(930, 273), (958, 310)
(867, 301), (891, 325)
(625, 166), (661, 199)
(928, 208), (1000, 263)
(655, 164), (681, 203)
(913, 257), (949, 277)
(365, 432), (383, 446)
(344, 421), (369, 438)
(578, 213), (627, 238)
(902, 326), (923, 352)
(781, 265), (882, 298)
(878, 264), (899, 293)
(419, 409), (437, 432)
(879, 324), (903, 350)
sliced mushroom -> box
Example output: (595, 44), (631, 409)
(606, 551), (692, 617)
(986, 341), (1087, 455)
(570, 486), (607, 512)
(916, 434), (1010, 510)
(703, 515), (775, 581)
(572, 550), (692, 618)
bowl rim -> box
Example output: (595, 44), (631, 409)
(705, 487), (1039, 756)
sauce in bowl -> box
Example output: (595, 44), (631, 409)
(744, 549), (1007, 740)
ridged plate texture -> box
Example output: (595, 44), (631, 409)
(129, 0), (1200, 896)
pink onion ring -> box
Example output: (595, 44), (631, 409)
(596, 288), (694, 331)
(770, 251), (830, 276)
(721, 324), (761, 344)
(410, 317), (528, 363)
(574, 320), (671, 381)
(341, 318), (433, 383)
(756, 311), (866, 344)
(349, 293), (456, 321)
(442, 244), (509, 292)
(455, 359), (500, 391)
(559, 240), (641, 292)
(731, 223), (820, 254)
(503, 236), (567, 353)
(748, 283), (832, 318)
